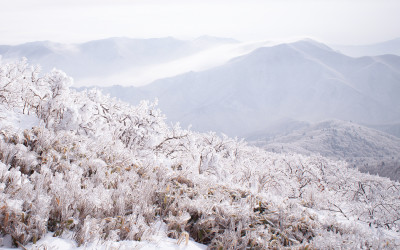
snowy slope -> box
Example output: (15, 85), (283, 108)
(253, 120), (400, 158)
(251, 120), (400, 181)
(100, 39), (400, 137)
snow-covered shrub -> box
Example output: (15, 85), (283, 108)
(0, 59), (400, 249)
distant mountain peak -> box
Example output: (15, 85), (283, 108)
(291, 38), (335, 52)
(227, 39), (335, 66)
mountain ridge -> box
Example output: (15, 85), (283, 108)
(251, 119), (400, 181)
(99, 39), (400, 137)
(0, 36), (240, 85)
(331, 37), (400, 57)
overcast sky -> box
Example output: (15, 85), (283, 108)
(1, 0), (399, 45)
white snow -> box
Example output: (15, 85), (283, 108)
(0, 106), (40, 131)
(2, 233), (206, 250)
(0, 222), (207, 250)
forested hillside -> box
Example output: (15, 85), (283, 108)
(1, 59), (400, 249)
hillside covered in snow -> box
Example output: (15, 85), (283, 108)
(1, 59), (400, 249)
(251, 120), (400, 181)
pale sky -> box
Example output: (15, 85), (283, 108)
(1, 0), (400, 45)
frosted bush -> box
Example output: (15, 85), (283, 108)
(0, 59), (399, 249)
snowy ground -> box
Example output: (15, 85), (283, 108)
(0, 106), (40, 131)
(0, 223), (206, 250)
(1, 235), (206, 250)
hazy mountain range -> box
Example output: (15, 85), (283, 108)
(98, 39), (400, 139)
(2, 36), (400, 87)
(0, 36), (241, 86)
(331, 37), (400, 57)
